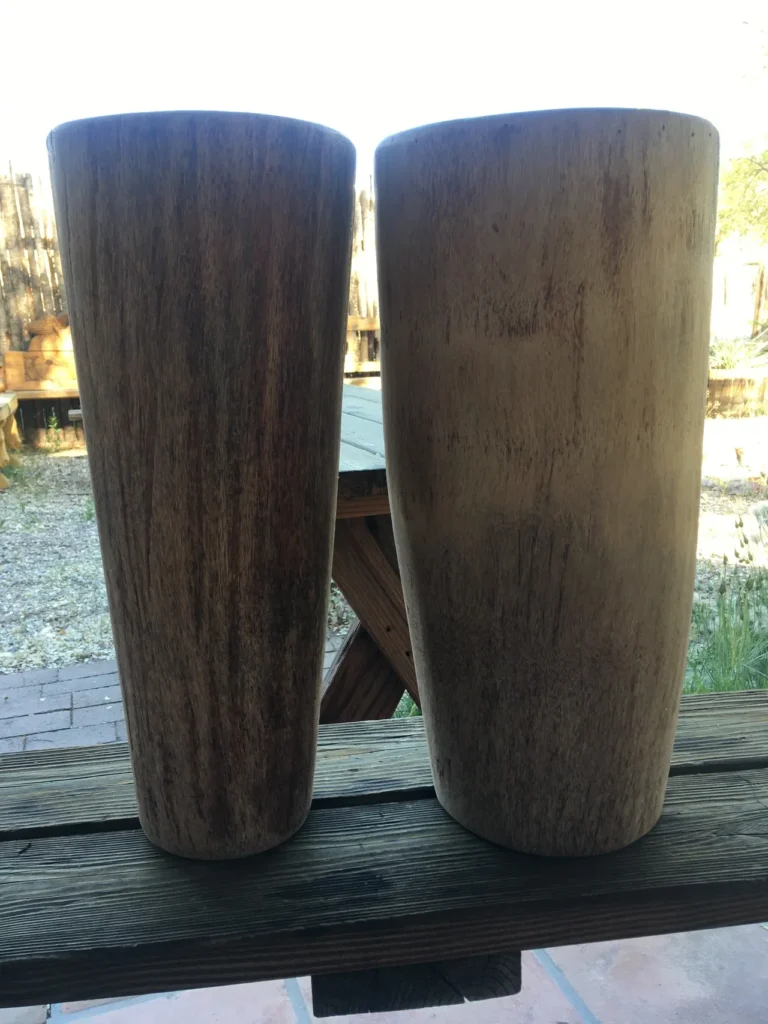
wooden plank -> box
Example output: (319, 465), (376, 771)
(337, 387), (385, 489)
(331, 517), (418, 700)
(342, 382), (381, 405)
(4, 351), (78, 392)
(673, 691), (768, 774)
(344, 357), (381, 375)
(340, 409), (386, 458)
(0, 393), (18, 421)
(0, 719), (432, 840)
(3, 691), (767, 841)
(340, 396), (384, 426)
(337, 441), (383, 475)
(335, 491), (390, 518)
(311, 952), (521, 1016)
(2, 766), (768, 1008)
(320, 623), (405, 722)
(14, 388), (80, 400)
(336, 466), (387, 500)
(347, 316), (379, 332)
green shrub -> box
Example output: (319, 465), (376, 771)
(709, 326), (768, 371)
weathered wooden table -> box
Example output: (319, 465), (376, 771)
(328, 383), (417, 722)
(1, 690), (767, 1014)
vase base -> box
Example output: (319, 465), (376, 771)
(138, 806), (311, 861)
(435, 791), (663, 858)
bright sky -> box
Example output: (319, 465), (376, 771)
(1, 0), (766, 184)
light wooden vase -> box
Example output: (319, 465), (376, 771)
(375, 109), (718, 856)
(49, 112), (355, 859)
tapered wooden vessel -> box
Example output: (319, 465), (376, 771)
(376, 109), (718, 855)
(49, 112), (355, 858)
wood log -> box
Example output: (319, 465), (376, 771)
(376, 109), (719, 855)
(49, 112), (355, 859)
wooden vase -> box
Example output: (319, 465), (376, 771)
(49, 112), (355, 859)
(375, 110), (718, 856)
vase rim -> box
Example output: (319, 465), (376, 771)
(375, 108), (718, 152)
(47, 110), (354, 151)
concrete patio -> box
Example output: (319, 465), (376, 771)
(1, 658), (767, 1022)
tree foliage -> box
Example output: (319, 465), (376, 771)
(719, 149), (768, 242)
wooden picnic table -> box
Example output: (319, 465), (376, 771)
(1, 689), (767, 1014)
(328, 383), (416, 722)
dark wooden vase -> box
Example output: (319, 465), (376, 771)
(375, 109), (718, 855)
(49, 112), (355, 859)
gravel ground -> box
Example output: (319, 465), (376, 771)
(1, 418), (766, 676)
(0, 448), (353, 674)
(0, 450), (113, 673)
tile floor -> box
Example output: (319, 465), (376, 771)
(3, 925), (768, 1022)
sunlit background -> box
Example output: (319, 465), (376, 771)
(1, 0), (765, 182)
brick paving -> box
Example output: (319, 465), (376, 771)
(0, 635), (344, 753)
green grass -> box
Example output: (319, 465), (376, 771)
(685, 562), (768, 694)
(393, 693), (422, 718)
(709, 327), (768, 371)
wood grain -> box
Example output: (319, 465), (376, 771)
(331, 516), (418, 699)
(0, 718), (433, 840)
(347, 316), (380, 332)
(320, 622), (405, 722)
(3, 690), (766, 840)
(376, 109), (719, 855)
(311, 952), (521, 1015)
(2, 764), (767, 1008)
(48, 112), (355, 858)
(3, 350), (78, 391)
(334, 491), (390, 518)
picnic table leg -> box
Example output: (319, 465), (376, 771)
(321, 514), (419, 722)
(0, 429), (9, 490)
(0, 411), (21, 489)
(4, 411), (22, 452)
(320, 622), (404, 722)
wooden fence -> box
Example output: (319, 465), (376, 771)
(0, 168), (67, 354)
(0, 169), (380, 372)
